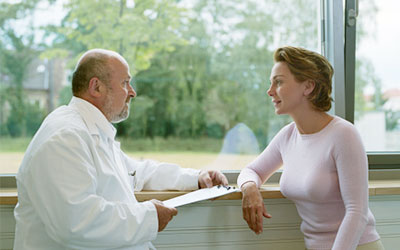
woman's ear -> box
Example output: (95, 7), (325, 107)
(303, 80), (315, 96)
(87, 77), (104, 98)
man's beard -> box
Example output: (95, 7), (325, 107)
(104, 93), (130, 123)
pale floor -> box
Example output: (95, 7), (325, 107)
(0, 152), (258, 174)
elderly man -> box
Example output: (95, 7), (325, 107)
(14, 49), (228, 250)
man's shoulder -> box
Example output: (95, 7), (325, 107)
(29, 106), (91, 151)
(45, 105), (88, 131)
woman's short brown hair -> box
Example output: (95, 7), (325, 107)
(273, 46), (334, 112)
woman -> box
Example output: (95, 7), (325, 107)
(237, 46), (383, 250)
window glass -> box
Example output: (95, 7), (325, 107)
(0, 0), (320, 174)
(355, 0), (400, 152)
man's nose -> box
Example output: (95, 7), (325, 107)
(128, 84), (136, 98)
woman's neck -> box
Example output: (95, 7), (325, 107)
(291, 109), (333, 135)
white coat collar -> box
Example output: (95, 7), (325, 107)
(69, 96), (117, 140)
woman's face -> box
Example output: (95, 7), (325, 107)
(267, 62), (310, 116)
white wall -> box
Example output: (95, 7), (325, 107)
(2, 195), (400, 250)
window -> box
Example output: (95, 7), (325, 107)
(354, 0), (400, 152)
(0, 0), (321, 174)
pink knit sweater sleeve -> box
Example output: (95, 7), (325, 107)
(237, 126), (286, 189)
(331, 123), (370, 249)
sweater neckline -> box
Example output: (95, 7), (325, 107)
(295, 116), (337, 138)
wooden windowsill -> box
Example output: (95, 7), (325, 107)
(1, 180), (400, 206)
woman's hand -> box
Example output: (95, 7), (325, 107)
(241, 182), (272, 234)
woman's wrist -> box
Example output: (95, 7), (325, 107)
(241, 181), (257, 193)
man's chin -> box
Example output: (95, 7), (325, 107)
(111, 109), (130, 123)
(111, 116), (127, 123)
(111, 118), (125, 124)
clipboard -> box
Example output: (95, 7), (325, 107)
(163, 185), (239, 208)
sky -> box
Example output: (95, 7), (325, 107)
(358, 0), (400, 92)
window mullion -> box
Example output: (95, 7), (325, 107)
(344, 0), (358, 124)
(322, 0), (346, 119)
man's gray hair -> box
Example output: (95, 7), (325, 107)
(72, 49), (124, 96)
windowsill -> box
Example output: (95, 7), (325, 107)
(2, 180), (400, 206)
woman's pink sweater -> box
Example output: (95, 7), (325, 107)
(237, 116), (380, 250)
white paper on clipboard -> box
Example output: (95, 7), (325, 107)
(163, 185), (239, 208)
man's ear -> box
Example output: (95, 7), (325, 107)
(303, 80), (315, 96)
(87, 77), (104, 98)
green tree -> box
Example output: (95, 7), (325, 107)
(0, 0), (43, 137)
(45, 0), (186, 71)
(121, 96), (154, 137)
(24, 0), (380, 148)
(41, 0), (192, 138)
(58, 85), (73, 106)
(189, 0), (318, 144)
(129, 0), (320, 144)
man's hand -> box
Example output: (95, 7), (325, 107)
(241, 182), (271, 234)
(150, 199), (178, 232)
(198, 170), (228, 189)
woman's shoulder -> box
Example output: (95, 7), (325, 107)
(331, 116), (357, 131)
(274, 121), (297, 141)
(328, 116), (362, 141)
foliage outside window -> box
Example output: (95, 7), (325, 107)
(4, 0), (395, 175)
